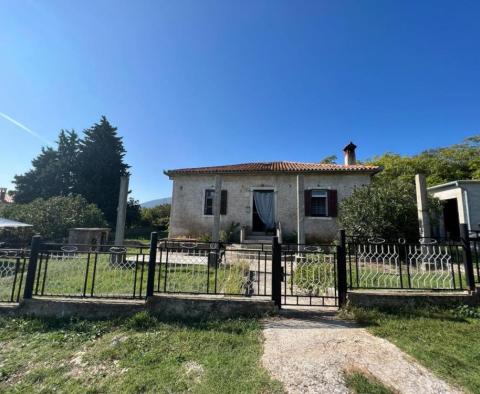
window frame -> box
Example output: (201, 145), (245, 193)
(309, 189), (329, 217)
(203, 189), (227, 216)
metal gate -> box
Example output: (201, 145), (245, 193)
(272, 234), (347, 308)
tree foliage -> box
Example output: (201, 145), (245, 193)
(0, 195), (107, 241)
(140, 204), (171, 231)
(13, 117), (129, 225)
(13, 130), (80, 203)
(339, 179), (441, 240)
(368, 135), (480, 186)
(76, 116), (129, 224)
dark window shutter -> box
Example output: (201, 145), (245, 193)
(204, 190), (208, 215)
(327, 189), (338, 217)
(220, 190), (227, 215)
(304, 190), (312, 216)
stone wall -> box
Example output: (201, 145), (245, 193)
(169, 173), (372, 241)
(16, 295), (276, 320)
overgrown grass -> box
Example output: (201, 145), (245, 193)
(343, 304), (480, 393)
(0, 313), (283, 393)
(344, 370), (394, 394)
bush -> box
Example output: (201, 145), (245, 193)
(339, 179), (440, 241)
(0, 195), (107, 241)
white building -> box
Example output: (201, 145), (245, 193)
(428, 180), (480, 238)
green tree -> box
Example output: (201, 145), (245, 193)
(339, 179), (441, 240)
(140, 204), (171, 231)
(126, 198), (142, 228)
(319, 155), (338, 164)
(75, 116), (129, 225)
(0, 195), (107, 241)
(13, 130), (80, 203)
(369, 135), (480, 186)
(13, 147), (59, 203)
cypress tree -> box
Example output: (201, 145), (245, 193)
(75, 116), (129, 225)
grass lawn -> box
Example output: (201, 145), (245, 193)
(344, 371), (393, 394)
(0, 313), (283, 394)
(344, 304), (480, 393)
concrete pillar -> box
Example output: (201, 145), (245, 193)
(211, 175), (222, 242)
(415, 174), (431, 239)
(296, 175), (305, 245)
(115, 176), (129, 246)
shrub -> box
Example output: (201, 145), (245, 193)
(0, 195), (107, 241)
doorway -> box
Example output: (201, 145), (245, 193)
(252, 190), (275, 233)
(443, 198), (460, 240)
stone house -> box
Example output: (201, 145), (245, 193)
(428, 180), (480, 239)
(165, 143), (381, 243)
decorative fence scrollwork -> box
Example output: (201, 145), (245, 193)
(347, 237), (467, 290)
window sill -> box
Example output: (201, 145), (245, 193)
(306, 216), (334, 220)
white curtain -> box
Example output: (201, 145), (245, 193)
(253, 191), (275, 229)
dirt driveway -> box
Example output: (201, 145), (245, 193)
(262, 309), (461, 394)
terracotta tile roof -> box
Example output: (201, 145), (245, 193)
(164, 161), (381, 177)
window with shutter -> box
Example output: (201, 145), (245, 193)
(204, 189), (227, 215)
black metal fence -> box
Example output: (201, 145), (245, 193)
(5, 228), (478, 307)
(346, 231), (477, 292)
(0, 248), (28, 302)
(154, 240), (273, 297)
(29, 240), (150, 299)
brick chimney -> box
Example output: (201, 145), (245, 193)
(0, 188), (6, 202)
(343, 142), (357, 166)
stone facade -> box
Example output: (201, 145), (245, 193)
(169, 172), (373, 242)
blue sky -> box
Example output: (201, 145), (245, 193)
(1, 1), (479, 202)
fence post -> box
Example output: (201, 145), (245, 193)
(23, 235), (41, 299)
(271, 236), (282, 308)
(337, 229), (348, 307)
(460, 224), (476, 292)
(146, 232), (158, 298)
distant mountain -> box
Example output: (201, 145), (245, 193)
(141, 197), (172, 208)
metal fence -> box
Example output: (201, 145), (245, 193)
(470, 237), (480, 284)
(154, 241), (272, 297)
(280, 244), (338, 307)
(5, 230), (478, 306)
(0, 248), (28, 302)
(32, 243), (150, 299)
(346, 237), (469, 291)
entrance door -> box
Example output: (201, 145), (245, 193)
(252, 190), (275, 233)
(443, 199), (460, 240)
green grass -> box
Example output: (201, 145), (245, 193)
(344, 371), (394, 394)
(0, 313), (283, 393)
(343, 304), (480, 393)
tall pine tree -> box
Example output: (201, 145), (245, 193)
(13, 129), (80, 203)
(75, 116), (129, 225)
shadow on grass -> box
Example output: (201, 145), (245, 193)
(0, 311), (263, 336)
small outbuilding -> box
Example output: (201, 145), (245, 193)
(68, 228), (110, 251)
(428, 180), (480, 238)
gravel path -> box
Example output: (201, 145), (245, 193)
(262, 310), (462, 394)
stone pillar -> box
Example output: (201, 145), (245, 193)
(296, 175), (305, 245)
(415, 174), (431, 238)
(114, 176), (129, 246)
(211, 175), (222, 242)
